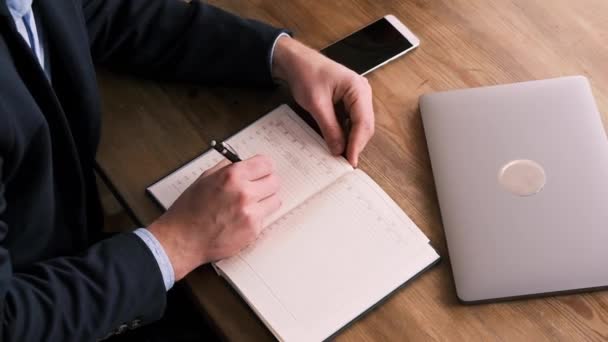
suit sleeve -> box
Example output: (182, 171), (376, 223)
(82, 0), (288, 86)
(0, 158), (166, 341)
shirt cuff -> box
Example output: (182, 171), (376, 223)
(133, 228), (175, 291)
(269, 32), (292, 77)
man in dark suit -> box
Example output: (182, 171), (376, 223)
(0, 0), (374, 341)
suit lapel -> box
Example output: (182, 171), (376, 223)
(35, 0), (107, 241)
(0, 3), (88, 237)
(0, 1), (8, 17)
(35, 0), (102, 158)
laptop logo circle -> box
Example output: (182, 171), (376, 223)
(498, 159), (546, 196)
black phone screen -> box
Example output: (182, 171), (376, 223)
(321, 18), (414, 75)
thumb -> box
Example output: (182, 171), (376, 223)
(309, 96), (345, 155)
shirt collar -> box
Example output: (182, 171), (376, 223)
(6, 0), (32, 18)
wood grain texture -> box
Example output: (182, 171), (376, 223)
(96, 0), (608, 340)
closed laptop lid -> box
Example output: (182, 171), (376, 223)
(420, 76), (608, 302)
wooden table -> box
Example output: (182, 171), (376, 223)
(96, 0), (608, 340)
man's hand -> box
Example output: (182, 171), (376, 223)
(148, 155), (281, 281)
(272, 36), (375, 167)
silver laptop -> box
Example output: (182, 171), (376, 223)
(420, 76), (608, 302)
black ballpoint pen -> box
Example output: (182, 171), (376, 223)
(210, 140), (242, 163)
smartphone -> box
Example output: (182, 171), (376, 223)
(321, 15), (420, 75)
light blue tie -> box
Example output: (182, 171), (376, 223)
(21, 11), (38, 60)
(6, 0), (42, 64)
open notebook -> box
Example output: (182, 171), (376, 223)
(147, 104), (439, 341)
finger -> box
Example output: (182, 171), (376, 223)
(310, 96), (345, 155)
(234, 154), (275, 181)
(344, 80), (374, 167)
(256, 193), (282, 222)
(248, 173), (281, 202)
(202, 159), (231, 177)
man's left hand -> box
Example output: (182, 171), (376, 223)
(272, 36), (375, 167)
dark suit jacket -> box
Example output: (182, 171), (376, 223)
(0, 0), (284, 340)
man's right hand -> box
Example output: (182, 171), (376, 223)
(148, 155), (281, 281)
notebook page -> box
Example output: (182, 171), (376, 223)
(216, 169), (439, 341)
(147, 104), (353, 225)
